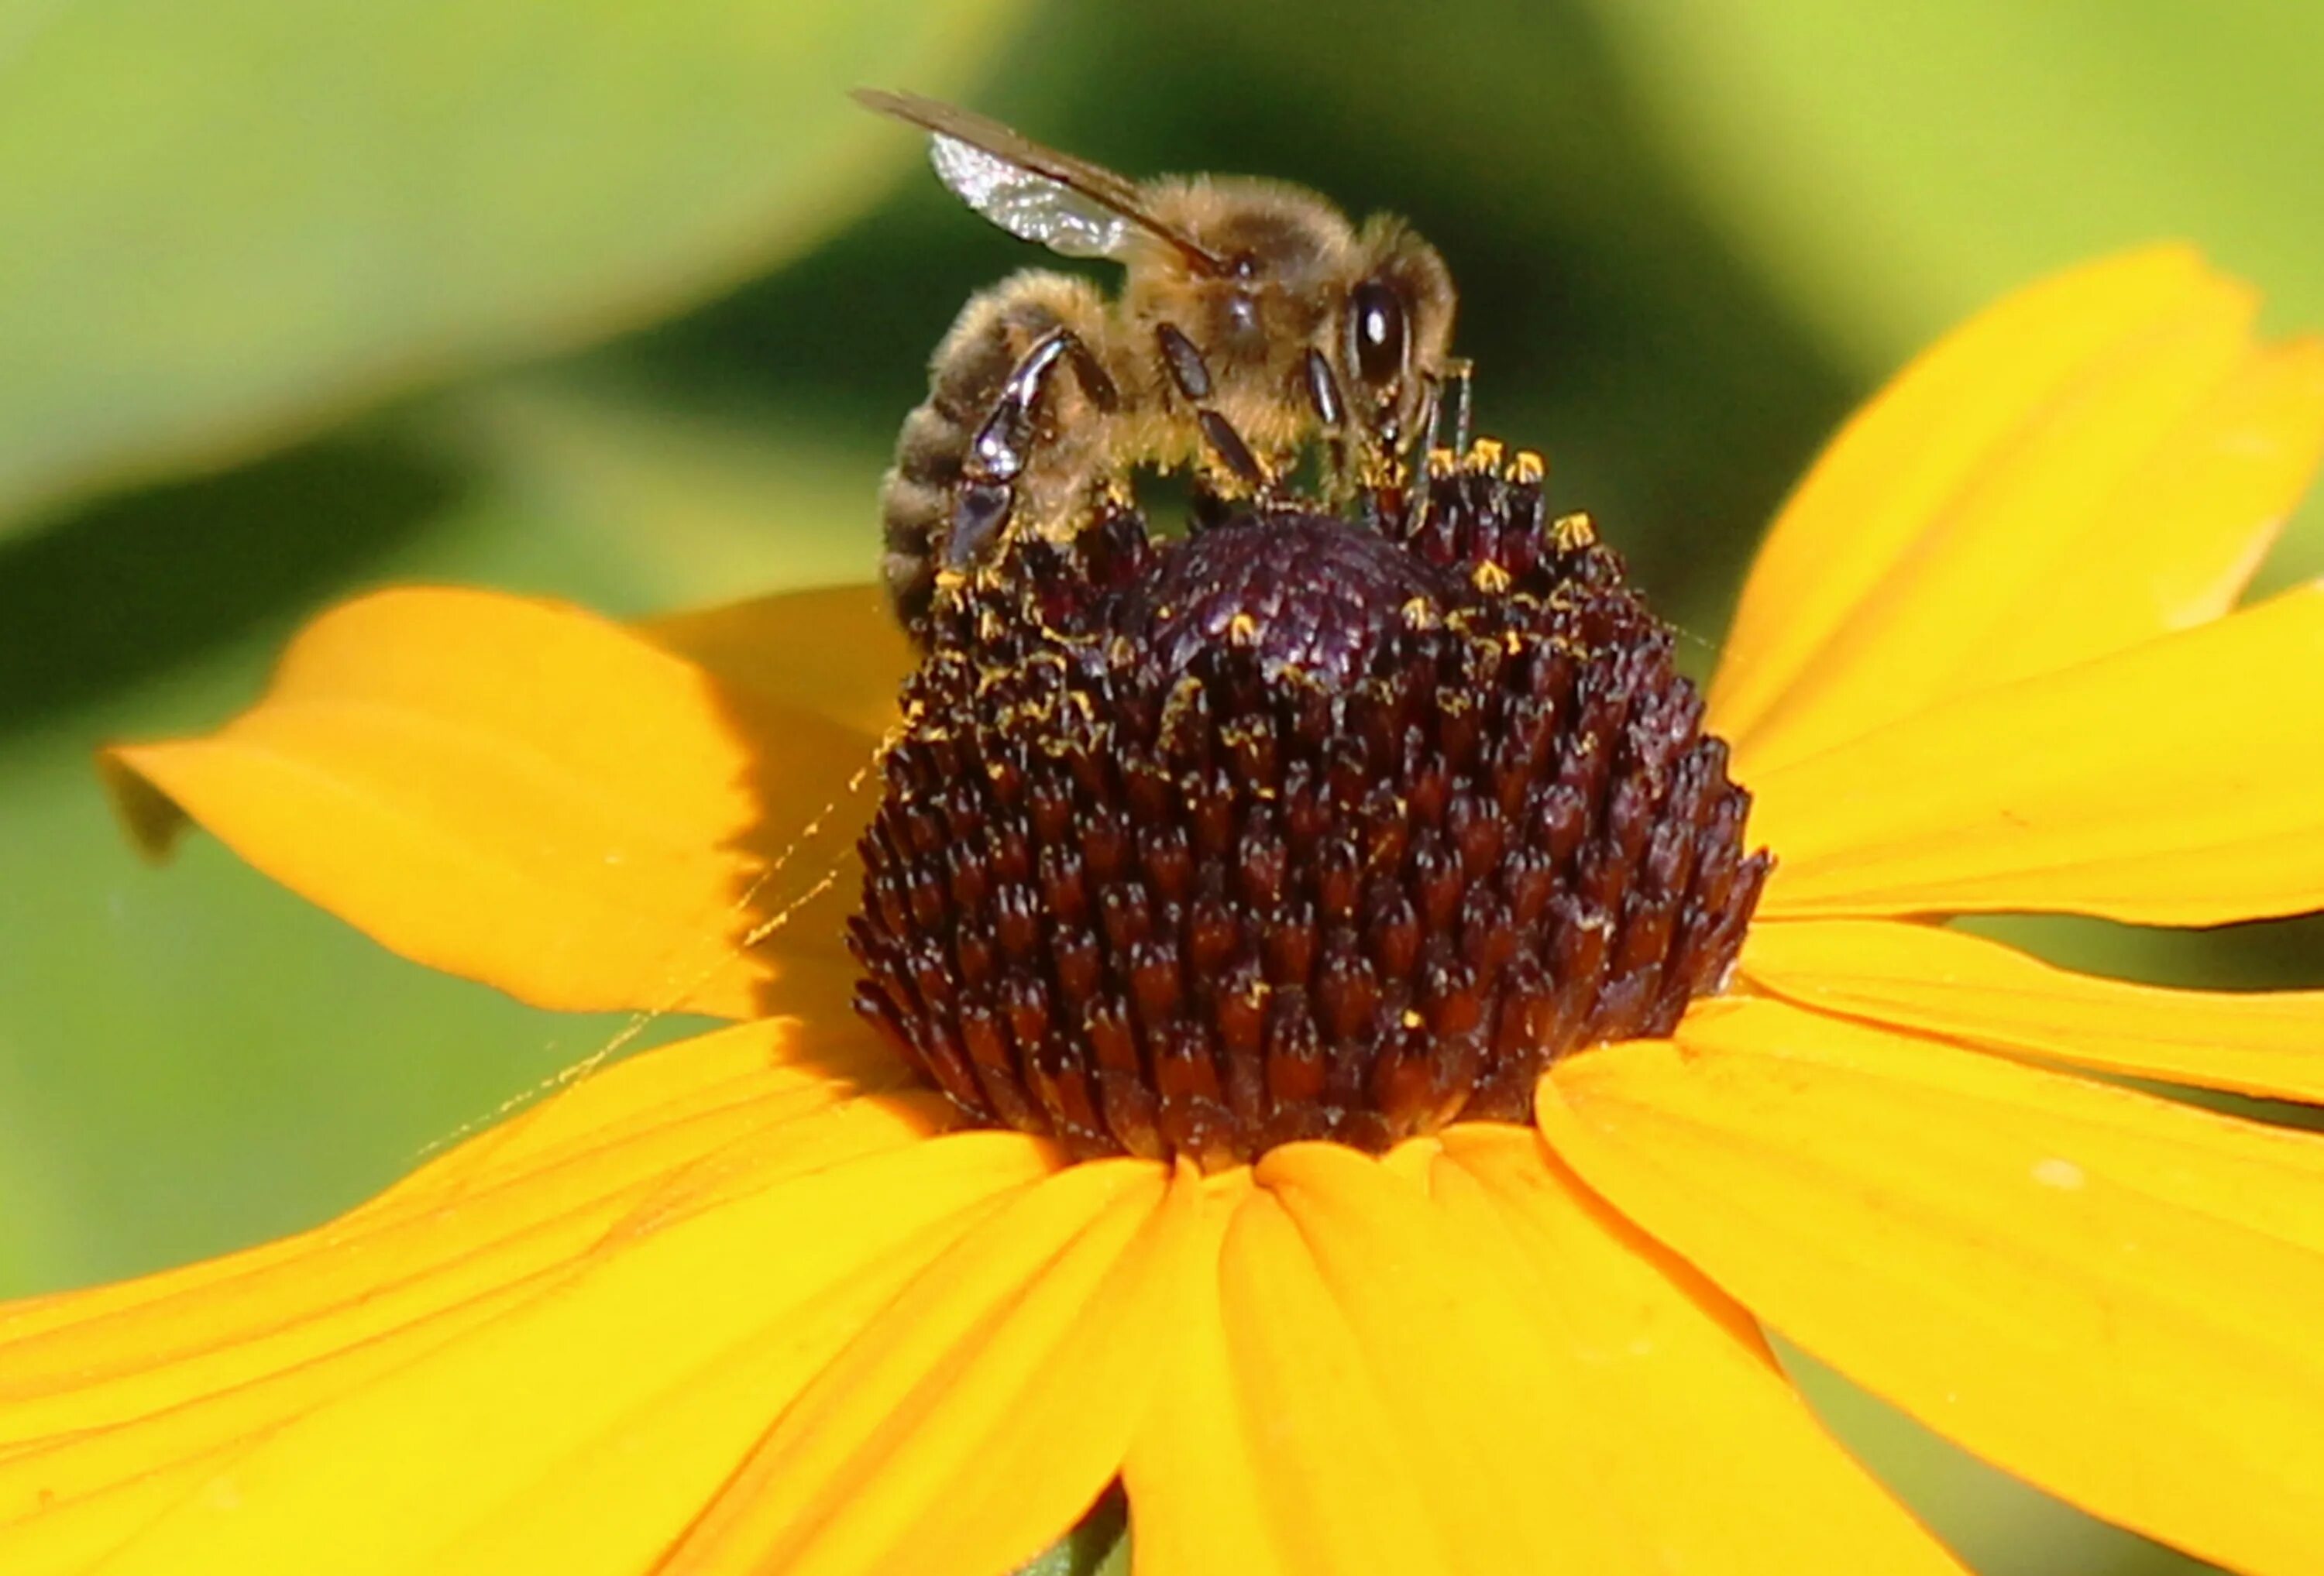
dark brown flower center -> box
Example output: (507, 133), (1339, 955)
(850, 445), (1770, 1169)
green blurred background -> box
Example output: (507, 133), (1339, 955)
(2, 2), (2319, 1571)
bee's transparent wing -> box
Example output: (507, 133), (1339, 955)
(927, 132), (1136, 259)
(855, 88), (1219, 270)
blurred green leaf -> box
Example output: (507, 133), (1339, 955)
(1013, 1487), (1129, 1576)
(1781, 1344), (2212, 1576)
(1580, 0), (2324, 588)
(1583, 2), (2324, 358)
(0, 0), (1025, 537)
(435, 376), (889, 609)
(0, 753), (686, 1293)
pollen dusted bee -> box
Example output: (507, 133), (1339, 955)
(855, 88), (1464, 642)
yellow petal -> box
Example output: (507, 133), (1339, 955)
(1117, 1169), (1284, 1576)
(1975, 339), (2324, 693)
(658, 1155), (1188, 1576)
(0, 1454), (239, 1576)
(1744, 917), (2324, 1105)
(1203, 1174), (1461, 1576)
(101, 586), (879, 1019)
(1748, 584), (2324, 926)
(1536, 996), (2324, 1576)
(1429, 1128), (1970, 1575)
(1178, 1138), (1965, 1576)
(1711, 249), (2324, 771)
(1712, 246), (2220, 739)
(0, 1018), (904, 1425)
(5, 1125), (1057, 1576)
(1258, 1141), (1581, 1574)
(359, 959), (887, 1217)
(421, 1137), (1059, 1576)
(0, 1015), (980, 1573)
(643, 582), (913, 743)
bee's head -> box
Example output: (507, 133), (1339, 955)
(1337, 220), (1458, 456)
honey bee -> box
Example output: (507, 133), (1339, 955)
(856, 88), (1464, 642)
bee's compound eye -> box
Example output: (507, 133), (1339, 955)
(1347, 278), (1408, 390)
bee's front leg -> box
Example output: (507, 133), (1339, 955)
(1298, 348), (1360, 504)
(1436, 356), (1476, 457)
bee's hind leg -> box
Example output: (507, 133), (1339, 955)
(949, 327), (1121, 572)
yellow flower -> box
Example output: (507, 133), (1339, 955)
(12, 244), (2324, 1575)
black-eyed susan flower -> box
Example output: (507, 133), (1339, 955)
(11, 244), (2324, 1575)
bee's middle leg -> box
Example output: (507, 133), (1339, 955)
(1153, 323), (1275, 499)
